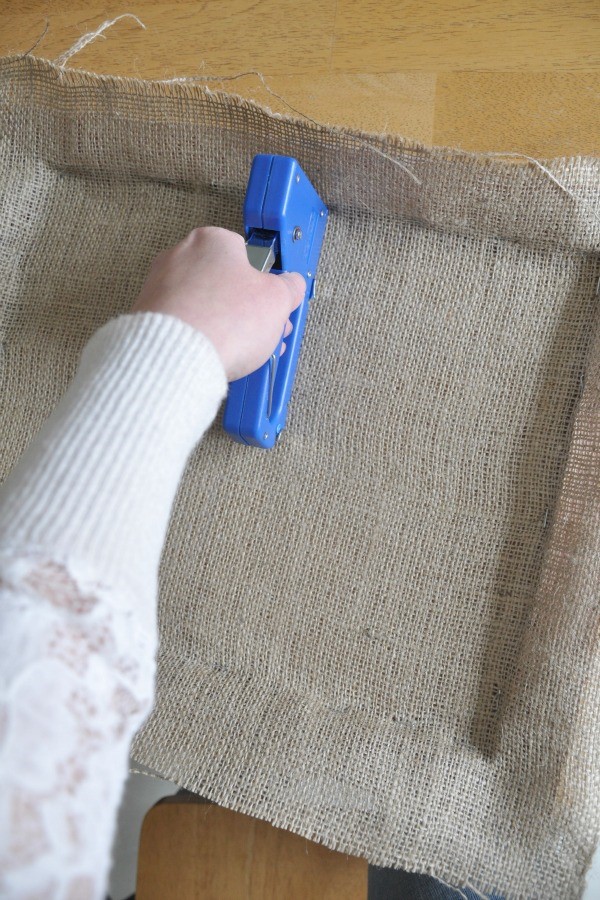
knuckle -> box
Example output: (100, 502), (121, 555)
(151, 246), (172, 267)
(205, 225), (243, 242)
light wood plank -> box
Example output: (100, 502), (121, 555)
(136, 802), (368, 900)
(433, 71), (600, 156)
(333, 0), (600, 73)
(204, 72), (436, 142)
(3, 0), (336, 77)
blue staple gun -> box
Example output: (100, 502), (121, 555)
(223, 154), (328, 448)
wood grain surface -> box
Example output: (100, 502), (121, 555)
(2, 2), (598, 897)
(136, 801), (368, 899)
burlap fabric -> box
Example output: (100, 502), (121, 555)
(1, 53), (599, 899)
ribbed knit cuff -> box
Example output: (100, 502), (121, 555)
(0, 313), (228, 629)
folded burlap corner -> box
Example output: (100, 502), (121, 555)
(1, 53), (599, 899)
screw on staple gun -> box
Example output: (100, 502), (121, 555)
(223, 154), (328, 448)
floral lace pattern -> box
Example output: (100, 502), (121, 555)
(0, 552), (156, 899)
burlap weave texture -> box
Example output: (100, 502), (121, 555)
(1, 54), (600, 899)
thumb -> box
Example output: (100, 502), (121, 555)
(277, 271), (306, 312)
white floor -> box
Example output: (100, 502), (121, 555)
(109, 768), (600, 899)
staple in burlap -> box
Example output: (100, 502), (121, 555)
(1, 53), (600, 899)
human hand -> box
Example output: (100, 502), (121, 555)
(131, 226), (306, 381)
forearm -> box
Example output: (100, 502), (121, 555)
(0, 311), (227, 626)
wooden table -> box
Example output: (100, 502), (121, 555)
(136, 797), (367, 899)
(3, 2), (598, 897)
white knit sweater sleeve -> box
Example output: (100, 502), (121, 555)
(0, 312), (228, 899)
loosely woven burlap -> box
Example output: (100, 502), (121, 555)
(1, 53), (599, 899)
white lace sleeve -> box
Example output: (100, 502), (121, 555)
(0, 313), (227, 899)
(0, 551), (156, 899)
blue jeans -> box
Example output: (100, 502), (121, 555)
(368, 865), (505, 899)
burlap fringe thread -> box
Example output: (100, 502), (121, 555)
(21, 12), (600, 230)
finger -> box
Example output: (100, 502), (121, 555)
(280, 341), (287, 356)
(277, 271), (306, 312)
(283, 319), (293, 338)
